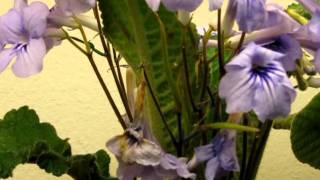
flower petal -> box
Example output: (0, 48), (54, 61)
(161, 0), (203, 12)
(14, 0), (27, 11)
(265, 35), (302, 71)
(12, 38), (46, 77)
(117, 160), (144, 180)
(194, 143), (214, 163)
(127, 139), (162, 166)
(236, 0), (267, 32)
(219, 70), (256, 114)
(292, 11), (320, 51)
(209, 0), (224, 11)
(205, 158), (220, 180)
(22, 2), (49, 38)
(145, 0), (161, 11)
(0, 48), (15, 73)
(219, 130), (240, 171)
(159, 154), (196, 179)
(253, 73), (296, 121)
(0, 9), (24, 44)
(55, 0), (96, 15)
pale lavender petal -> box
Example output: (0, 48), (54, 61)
(22, 2), (49, 38)
(228, 4), (300, 48)
(161, 0), (203, 12)
(14, 0), (27, 11)
(0, 9), (24, 44)
(0, 48), (15, 73)
(117, 160), (144, 180)
(106, 128), (162, 166)
(209, 0), (224, 11)
(296, 0), (320, 14)
(220, 43), (296, 121)
(205, 158), (220, 180)
(219, 70), (256, 114)
(55, 0), (96, 15)
(145, 0), (161, 11)
(236, 0), (267, 32)
(265, 35), (302, 71)
(141, 167), (162, 180)
(219, 130), (240, 171)
(253, 75), (296, 121)
(47, 7), (78, 28)
(314, 49), (320, 72)
(195, 143), (214, 162)
(292, 11), (320, 51)
(263, 4), (300, 29)
(128, 139), (162, 166)
(12, 38), (46, 77)
(105, 135), (124, 157)
(158, 154), (196, 179)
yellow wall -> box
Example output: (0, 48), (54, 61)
(0, 0), (319, 179)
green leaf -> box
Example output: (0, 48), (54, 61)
(98, 0), (199, 153)
(0, 106), (71, 178)
(291, 93), (320, 169)
(0, 107), (114, 180)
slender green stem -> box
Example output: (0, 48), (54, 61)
(286, 9), (309, 25)
(244, 120), (273, 180)
(77, 24), (127, 129)
(62, 29), (87, 55)
(86, 53), (127, 129)
(114, 52), (127, 100)
(70, 36), (106, 57)
(206, 87), (215, 107)
(240, 115), (249, 180)
(200, 31), (209, 101)
(217, 9), (226, 77)
(177, 112), (184, 156)
(198, 122), (259, 133)
(182, 42), (199, 112)
(231, 32), (246, 58)
(92, 6), (134, 123)
(142, 67), (178, 149)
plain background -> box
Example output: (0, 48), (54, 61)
(0, 0), (320, 179)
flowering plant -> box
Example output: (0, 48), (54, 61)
(0, 0), (320, 179)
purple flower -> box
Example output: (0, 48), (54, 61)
(145, 0), (203, 12)
(48, 0), (98, 31)
(107, 72), (195, 180)
(219, 43), (296, 122)
(192, 129), (239, 180)
(0, 1), (49, 77)
(220, 0), (268, 33)
(106, 127), (195, 180)
(296, 0), (320, 14)
(291, 11), (320, 71)
(55, 0), (96, 16)
(228, 4), (301, 47)
(264, 35), (302, 71)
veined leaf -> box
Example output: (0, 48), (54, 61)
(291, 93), (320, 169)
(0, 107), (114, 180)
(98, 0), (199, 153)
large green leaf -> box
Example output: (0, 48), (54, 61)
(99, 0), (199, 153)
(291, 93), (320, 169)
(0, 106), (71, 178)
(0, 107), (115, 180)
